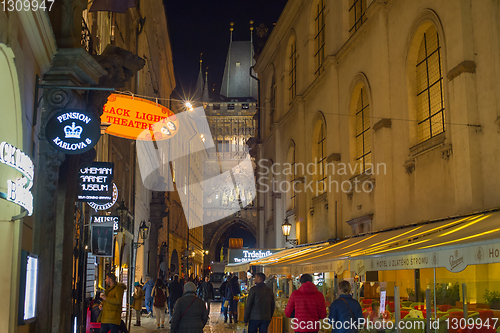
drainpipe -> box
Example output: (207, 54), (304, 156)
(250, 65), (260, 139)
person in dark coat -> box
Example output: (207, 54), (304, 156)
(219, 276), (229, 322)
(244, 273), (275, 333)
(168, 275), (184, 314)
(197, 276), (214, 311)
(170, 282), (209, 333)
(226, 275), (241, 324)
(328, 280), (363, 333)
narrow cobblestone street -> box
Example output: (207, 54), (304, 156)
(128, 302), (245, 333)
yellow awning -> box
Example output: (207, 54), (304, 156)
(263, 212), (497, 275)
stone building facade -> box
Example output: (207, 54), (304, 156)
(0, 1), (175, 332)
(254, 0), (500, 248)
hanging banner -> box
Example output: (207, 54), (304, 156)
(91, 221), (114, 257)
(45, 110), (100, 154)
(101, 94), (179, 141)
(78, 162), (114, 202)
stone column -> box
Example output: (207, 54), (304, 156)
(149, 191), (167, 279)
(33, 45), (145, 333)
(33, 48), (106, 333)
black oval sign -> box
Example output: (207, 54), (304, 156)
(46, 110), (100, 154)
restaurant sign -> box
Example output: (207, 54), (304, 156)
(101, 94), (179, 141)
(0, 142), (34, 215)
(78, 162), (114, 202)
(45, 110), (100, 154)
(351, 241), (500, 274)
(228, 249), (280, 264)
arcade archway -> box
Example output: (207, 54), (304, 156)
(208, 218), (257, 264)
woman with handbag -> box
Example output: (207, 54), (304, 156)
(170, 282), (209, 333)
(152, 279), (168, 329)
(226, 276), (241, 324)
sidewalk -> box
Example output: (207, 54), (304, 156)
(128, 302), (245, 333)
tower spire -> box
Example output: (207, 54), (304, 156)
(203, 66), (209, 102)
(194, 52), (204, 100)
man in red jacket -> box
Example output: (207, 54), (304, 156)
(285, 274), (327, 333)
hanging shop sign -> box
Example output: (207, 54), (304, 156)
(101, 94), (179, 141)
(88, 183), (118, 211)
(0, 142), (34, 215)
(228, 249), (281, 264)
(45, 110), (100, 154)
(78, 162), (114, 202)
(92, 215), (119, 231)
(91, 221), (114, 257)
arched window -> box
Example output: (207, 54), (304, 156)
(349, 0), (367, 35)
(416, 25), (445, 142)
(354, 86), (371, 174)
(314, 0), (326, 76)
(289, 38), (297, 104)
(312, 120), (326, 195)
(286, 145), (296, 211)
(270, 75), (276, 128)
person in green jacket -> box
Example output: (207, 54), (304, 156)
(99, 273), (126, 333)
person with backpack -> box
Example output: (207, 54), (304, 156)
(328, 280), (363, 333)
(152, 279), (168, 329)
(197, 276), (214, 311)
(226, 275), (241, 324)
(285, 274), (327, 333)
(170, 282), (209, 333)
(219, 276), (229, 322)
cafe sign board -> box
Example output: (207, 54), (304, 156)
(45, 110), (100, 154)
(78, 162), (114, 203)
(0, 142), (34, 215)
(101, 94), (179, 141)
(228, 249), (280, 264)
(351, 241), (500, 274)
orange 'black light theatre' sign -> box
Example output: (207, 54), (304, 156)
(101, 94), (179, 141)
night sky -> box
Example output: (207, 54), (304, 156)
(164, 0), (288, 100)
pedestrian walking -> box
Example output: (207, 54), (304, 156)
(99, 273), (127, 333)
(284, 273), (327, 333)
(170, 282), (209, 333)
(168, 274), (184, 315)
(219, 276), (229, 322)
(225, 275), (241, 324)
(132, 282), (145, 326)
(244, 273), (275, 333)
(197, 276), (214, 311)
(152, 279), (168, 329)
(143, 276), (154, 318)
(328, 280), (363, 333)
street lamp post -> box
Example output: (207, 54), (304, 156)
(282, 219), (298, 246)
(134, 220), (150, 249)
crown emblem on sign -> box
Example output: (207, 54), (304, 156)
(64, 122), (83, 139)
